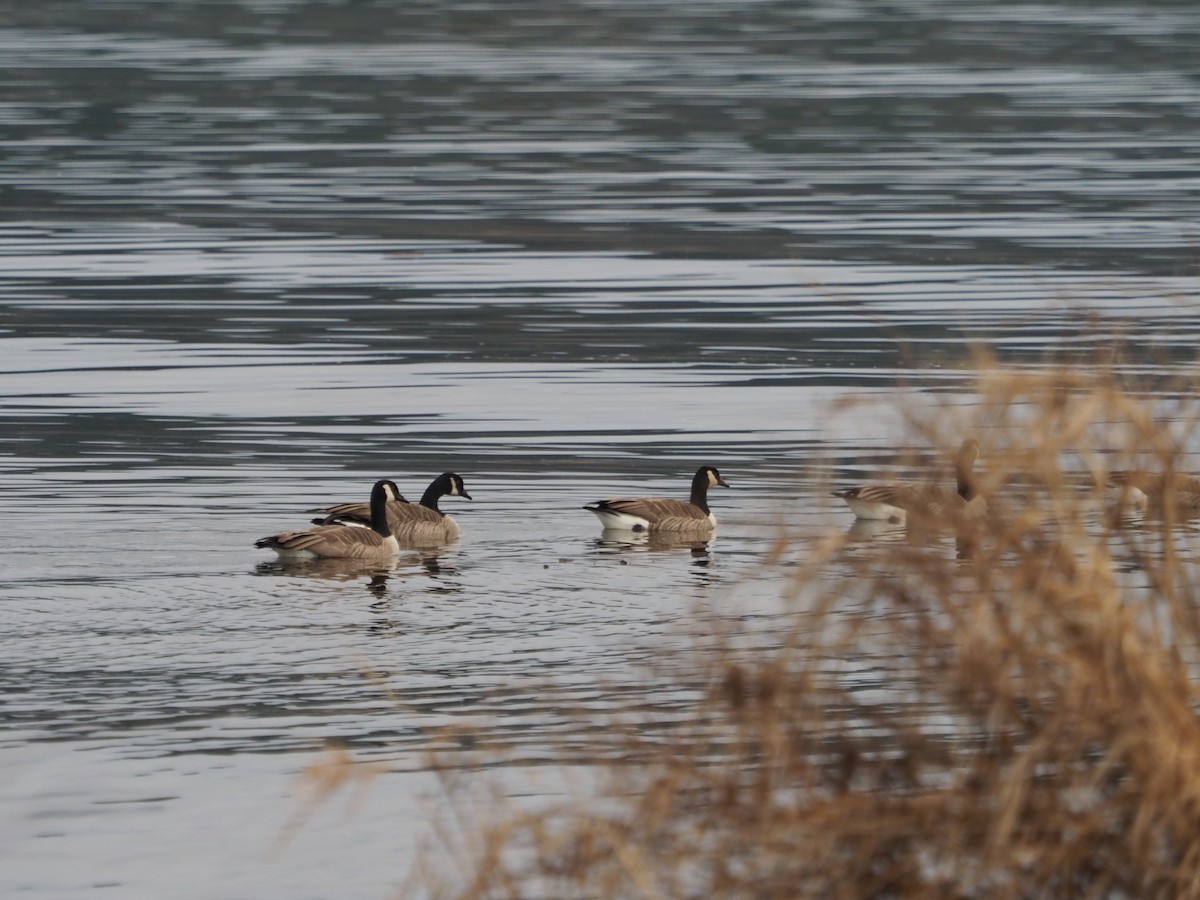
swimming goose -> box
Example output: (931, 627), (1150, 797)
(584, 465), (730, 534)
(1105, 470), (1200, 519)
(833, 438), (984, 525)
(311, 472), (471, 546)
(256, 479), (403, 560)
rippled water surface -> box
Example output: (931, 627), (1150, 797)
(3, 1), (1200, 897)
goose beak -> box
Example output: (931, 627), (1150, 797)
(461, 490), (473, 500)
(717, 476), (730, 488)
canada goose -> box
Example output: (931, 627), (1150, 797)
(833, 438), (984, 525)
(1105, 470), (1200, 519)
(311, 472), (471, 546)
(584, 465), (730, 534)
(256, 479), (403, 560)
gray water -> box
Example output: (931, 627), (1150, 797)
(3, 2), (1199, 897)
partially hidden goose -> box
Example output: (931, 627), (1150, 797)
(1105, 470), (1200, 519)
(584, 465), (730, 535)
(256, 479), (403, 559)
(311, 472), (471, 546)
(833, 438), (985, 525)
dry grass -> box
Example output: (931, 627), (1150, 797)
(416, 364), (1200, 899)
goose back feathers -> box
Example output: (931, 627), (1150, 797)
(1106, 470), (1200, 518)
(256, 479), (403, 560)
(311, 472), (471, 546)
(584, 465), (730, 534)
(833, 439), (984, 525)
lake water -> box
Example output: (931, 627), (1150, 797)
(2, 1), (1199, 897)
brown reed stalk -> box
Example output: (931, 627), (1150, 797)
(417, 363), (1200, 900)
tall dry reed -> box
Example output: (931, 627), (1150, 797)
(417, 365), (1200, 899)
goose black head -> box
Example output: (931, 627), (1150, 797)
(368, 479), (403, 535)
(443, 472), (472, 500)
(421, 472), (473, 510)
(688, 465), (729, 510)
(370, 479), (403, 503)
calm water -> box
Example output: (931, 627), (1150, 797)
(3, 1), (1199, 897)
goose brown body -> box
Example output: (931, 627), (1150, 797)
(311, 472), (471, 547)
(256, 479), (403, 559)
(833, 439), (984, 525)
(1107, 470), (1200, 518)
(584, 466), (730, 534)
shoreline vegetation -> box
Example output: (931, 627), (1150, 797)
(395, 362), (1200, 898)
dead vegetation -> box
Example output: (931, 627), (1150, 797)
(416, 364), (1200, 899)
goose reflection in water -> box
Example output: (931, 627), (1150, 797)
(594, 530), (715, 574)
(253, 550), (454, 585)
(844, 514), (985, 563)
